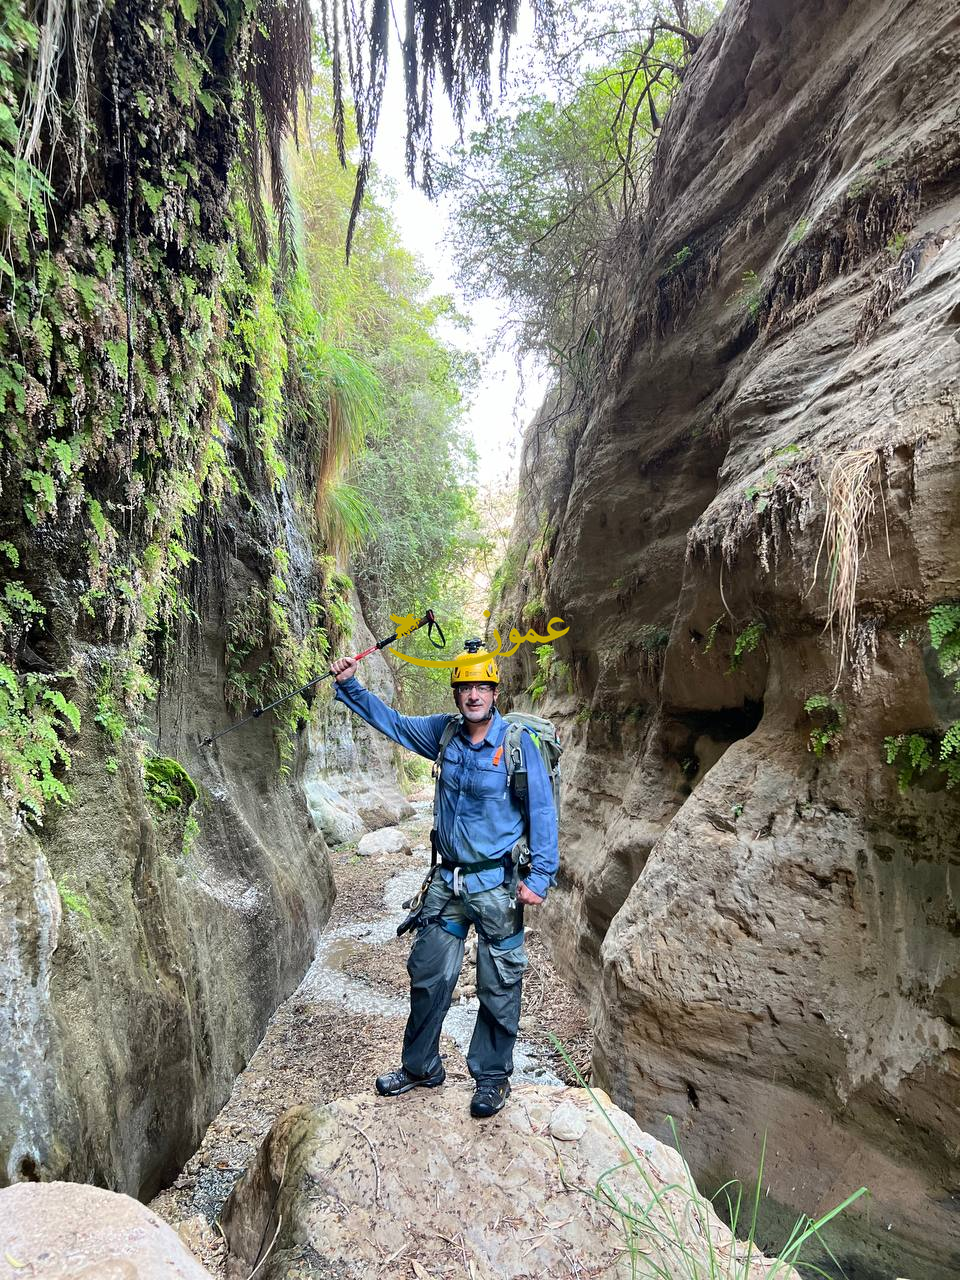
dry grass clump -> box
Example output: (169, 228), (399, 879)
(810, 449), (890, 688)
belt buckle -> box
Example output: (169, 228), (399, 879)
(452, 867), (462, 897)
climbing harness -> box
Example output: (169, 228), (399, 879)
(395, 708), (555, 940)
(199, 610), (445, 748)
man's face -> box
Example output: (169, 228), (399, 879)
(454, 682), (497, 722)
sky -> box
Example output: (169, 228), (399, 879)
(369, 15), (550, 490)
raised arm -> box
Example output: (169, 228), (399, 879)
(331, 657), (452, 760)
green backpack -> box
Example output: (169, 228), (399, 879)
(435, 711), (562, 825)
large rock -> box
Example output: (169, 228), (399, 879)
(497, 0), (960, 1276)
(357, 826), (413, 858)
(0, 1181), (214, 1278)
(220, 1086), (797, 1280)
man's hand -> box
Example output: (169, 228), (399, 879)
(517, 882), (544, 907)
(330, 656), (359, 683)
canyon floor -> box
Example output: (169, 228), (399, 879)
(150, 797), (591, 1276)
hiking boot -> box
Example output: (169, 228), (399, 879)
(375, 1064), (446, 1097)
(470, 1078), (511, 1119)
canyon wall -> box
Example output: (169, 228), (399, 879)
(498, 1), (960, 1275)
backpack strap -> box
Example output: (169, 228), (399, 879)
(504, 722), (526, 797)
(430, 715), (462, 866)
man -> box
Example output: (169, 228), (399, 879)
(330, 640), (559, 1119)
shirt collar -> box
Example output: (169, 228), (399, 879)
(458, 705), (504, 748)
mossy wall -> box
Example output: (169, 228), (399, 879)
(0, 0), (346, 1194)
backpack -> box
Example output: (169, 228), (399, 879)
(434, 711), (562, 828)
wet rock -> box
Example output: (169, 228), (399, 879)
(357, 827), (412, 858)
(219, 1089), (794, 1280)
(0, 1182), (214, 1278)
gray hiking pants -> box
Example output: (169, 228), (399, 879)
(401, 875), (528, 1083)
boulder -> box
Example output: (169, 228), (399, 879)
(0, 1181), (214, 1278)
(357, 827), (413, 858)
(220, 1086), (797, 1280)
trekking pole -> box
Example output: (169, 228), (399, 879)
(199, 609), (445, 748)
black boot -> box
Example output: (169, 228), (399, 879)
(470, 1078), (511, 1118)
(375, 1064), (446, 1097)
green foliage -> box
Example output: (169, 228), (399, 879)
(439, 7), (721, 379)
(787, 218), (810, 246)
(290, 76), (481, 714)
(885, 231), (908, 258)
(804, 694), (845, 758)
(637, 624), (670, 652)
(491, 544), (526, 603)
(144, 756), (198, 811)
(527, 644), (555, 704)
(702, 617), (722, 654)
(727, 621), (766, 673)
(928, 603), (960, 684)
(182, 812), (201, 857)
(57, 880), (92, 920)
(886, 604), (960, 791)
(0, 665), (78, 818)
(736, 269), (764, 320)
(744, 444), (802, 512)
(884, 733), (936, 792)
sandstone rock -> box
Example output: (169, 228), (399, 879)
(547, 1100), (588, 1142)
(0, 1182), (214, 1278)
(357, 827), (412, 858)
(220, 1090), (794, 1280)
(497, 2), (960, 1275)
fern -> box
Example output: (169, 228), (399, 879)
(929, 603), (960, 686)
(804, 694), (844, 758)
(727, 620), (766, 673)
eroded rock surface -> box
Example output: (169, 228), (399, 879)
(219, 1086), (795, 1280)
(496, 0), (960, 1276)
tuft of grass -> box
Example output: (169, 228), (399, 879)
(736, 270), (763, 320)
(787, 218), (810, 246)
(548, 1034), (868, 1279)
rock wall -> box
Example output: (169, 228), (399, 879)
(500, 1), (960, 1275)
(0, 0), (414, 1203)
(0, 477), (417, 1200)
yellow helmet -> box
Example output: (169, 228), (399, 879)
(450, 639), (500, 687)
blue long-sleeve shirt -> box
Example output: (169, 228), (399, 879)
(333, 676), (559, 899)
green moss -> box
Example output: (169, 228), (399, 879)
(57, 881), (92, 920)
(144, 756), (198, 811)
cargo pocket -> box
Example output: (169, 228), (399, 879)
(489, 938), (528, 988)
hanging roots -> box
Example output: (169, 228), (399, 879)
(811, 449), (890, 688)
(320, 0), (554, 256)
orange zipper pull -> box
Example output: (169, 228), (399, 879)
(492, 744), (503, 767)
